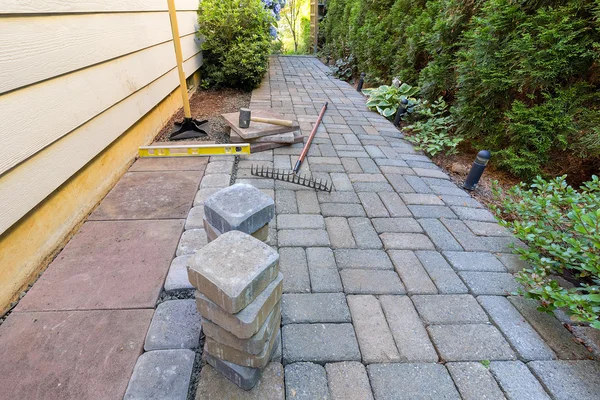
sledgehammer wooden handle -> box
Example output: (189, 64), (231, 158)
(251, 117), (294, 127)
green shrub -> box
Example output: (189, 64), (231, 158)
(492, 176), (600, 329)
(363, 80), (418, 118)
(322, 0), (600, 179)
(198, 0), (272, 90)
(404, 97), (462, 156)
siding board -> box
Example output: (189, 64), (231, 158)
(0, 11), (198, 93)
(0, 33), (200, 175)
(0, 53), (202, 234)
(0, 0), (199, 14)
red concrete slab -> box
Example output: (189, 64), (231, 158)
(0, 309), (153, 400)
(16, 220), (184, 312)
(129, 157), (208, 172)
(89, 171), (202, 220)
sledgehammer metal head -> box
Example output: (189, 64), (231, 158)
(239, 108), (251, 129)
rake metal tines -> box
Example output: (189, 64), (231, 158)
(251, 165), (332, 192)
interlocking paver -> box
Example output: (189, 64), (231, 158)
(326, 362), (374, 400)
(306, 248), (343, 292)
(428, 324), (516, 361)
(489, 361), (551, 400)
(276, 190), (298, 214)
(325, 217), (357, 249)
(176, 228), (208, 256)
(348, 217), (382, 249)
(279, 247), (310, 293)
(320, 203), (366, 217)
(528, 360), (600, 400)
(284, 363), (330, 400)
(443, 251), (506, 272)
(334, 249), (393, 270)
(340, 269), (405, 295)
(478, 296), (556, 361)
(408, 205), (457, 219)
(164, 255), (193, 292)
(367, 363), (461, 400)
(296, 191), (321, 214)
(446, 362), (505, 400)
(371, 217), (423, 233)
(278, 229), (330, 247)
(388, 250), (437, 294)
(378, 192), (412, 217)
(380, 233), (435, 250)
(418, 219), (463, 251)
(282, 323), (361, 364)
(358, 192), (389, 217)
(348, 295), (401, 363)
(144, 299), (202, 351)
(459, 271), (522, 295)
(413, 295), (488, 325)
(278, 214), (325, 229)
(282, 293), (350, 324)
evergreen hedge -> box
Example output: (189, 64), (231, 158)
(322, 0), (600, 179)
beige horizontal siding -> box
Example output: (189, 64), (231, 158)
(0, 1), (202, 234)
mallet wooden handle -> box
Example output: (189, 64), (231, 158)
(251, 117), (294, 127)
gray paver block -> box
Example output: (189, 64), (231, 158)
(276, 190), (298, 214)
(379, 192), (412, 217)
(412, 295), (488, 325)
(296, 191), (321, 214)
(187, 231), (279, 314)
(320, 203), (366, 217)
(277, 214), (325, 229)
(478, 296), (556, 361)
(334, 249), (392, 270)
(205, 325), (278, 368)
(459, 271), (522, 295)
(282, 323), (361, 365)
(279, 248), (310, 294)
(200, 174), (231, 189)
(204, 184), (274, 234)
(185, 206), (205, 230)
(428, 324), (516, 361)
(408, 205), (457, 219)
(325, 362), (374, 400)
(306, 248), (343, 293)
(348, 217), (382, 249)
(204, 217), (269, 243)
(278, 229), (330, 247)
(509, 296), (590, 360)
(176, 228), (207, 256)
(495, 253), (529, 273)
(464, 220), (511, 237)
(402, 194), (444, 205)
(441, 195), (481, 207)
(385, 174), (415, 193)
(194, 188), (221, 206)
(195, 362), (284, 399)
(282, 293), (350, 324)
(371, 218), (423, 233)
(284, 363), (330, 400)
(379, 296), (438, 362)
(389, 250), (437, 294)
(203, 305), (280, 355)
(330, 173), (354, 191)
(489, 361), (551, 400)
(446, 362), (505, 400)
(325, 217), (357, 249)
(340, 269), (405, 295)
(353, 181), (394, 192)
(204, 350), (261, 391)
(406, 175), (433, 194)
(205, 160), (234, 175)
(317, 192), (360, 204)
(347, 295), (401, 363)
(418, 219), (463, 251)
(529, 360), (600, 400)
(443, 251), (506, 272)
(164, 255), (193, 292)
(358, 157), (380, 173)
(367, 363), (461, 400)
(358, 192), (389, 218)
(124, 349), (195, 400)
(452, 206), (496, 222)
(380, 233), (435, 250)
(144, 300), (202, 351)
(195, 275), (282, 339)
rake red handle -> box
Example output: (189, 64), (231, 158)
(293, 101), (328, 174)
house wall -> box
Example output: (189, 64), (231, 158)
(0, 0), (203, 314)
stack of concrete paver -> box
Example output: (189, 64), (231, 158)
(188, 231), (282, 390)
(203, 183), (275, 243)
(187, 183), (282, 390)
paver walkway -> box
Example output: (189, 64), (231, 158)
(193, 56), (600, 399)
(0, 156), (207, 399)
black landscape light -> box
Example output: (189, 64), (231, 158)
(463, 150), (491, 190)
(394, 98), (409, 127)
(357, 72), (366, 92)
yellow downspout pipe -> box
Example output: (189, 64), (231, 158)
(167, 0), (192, 119)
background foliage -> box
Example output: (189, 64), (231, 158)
(198, 0), (273, 90)
(322, 0), (600, 180)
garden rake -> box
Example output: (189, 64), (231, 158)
(251, 102), (332, 192)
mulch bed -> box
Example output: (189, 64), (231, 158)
(154, 88), (251, 144)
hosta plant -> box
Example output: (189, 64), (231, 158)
(363, 79), (419, 118)
(492, 175), (600, 329)
(403, 98), (461, 156)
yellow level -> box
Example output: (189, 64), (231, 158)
(139, 143), (251, 157)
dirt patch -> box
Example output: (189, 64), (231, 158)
(154, 88), (251, 144)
